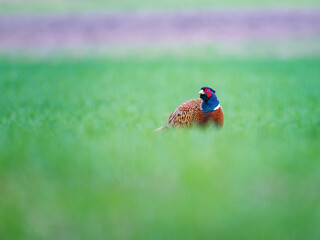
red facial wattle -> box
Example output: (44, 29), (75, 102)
(205, 88), (212, 98)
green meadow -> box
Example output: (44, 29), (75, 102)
(0, 56), (319, 239)
(1, 0), (319, 13)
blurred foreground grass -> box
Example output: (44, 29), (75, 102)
(0, 56), (320, 239)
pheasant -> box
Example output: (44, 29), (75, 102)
(156, 86), (224, 130)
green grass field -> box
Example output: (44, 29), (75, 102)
(1, 0), (320, 13)
(0, 56), (320, 239)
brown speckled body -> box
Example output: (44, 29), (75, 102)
(166, 98), (224, 128)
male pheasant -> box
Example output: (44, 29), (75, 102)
(156, 86), (224, 130)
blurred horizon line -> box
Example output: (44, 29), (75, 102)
(0, 7), (319, 58)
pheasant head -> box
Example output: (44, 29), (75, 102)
(199, 86), (220, 113)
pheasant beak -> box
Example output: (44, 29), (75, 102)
(199, 89), (205, 95)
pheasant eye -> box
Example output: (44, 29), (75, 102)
(206, 89), (213, 97)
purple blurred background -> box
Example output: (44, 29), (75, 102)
(1, 6), (320, 57)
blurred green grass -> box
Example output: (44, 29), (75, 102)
(0, 56), (320, 239)
(1, 0), (320, 13)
